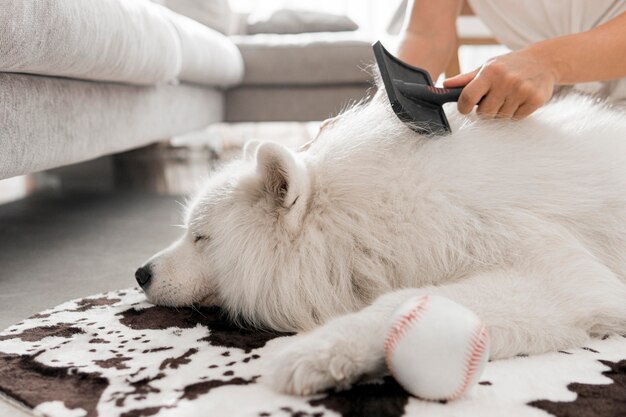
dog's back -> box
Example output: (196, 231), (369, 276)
(304, 94), (626, 287)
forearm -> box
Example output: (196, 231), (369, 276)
(397, 32), (457, 79)
(397, 0), (461, 79)
(526, 11), (626, 85)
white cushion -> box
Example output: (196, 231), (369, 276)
(0, 0), (243, 87)
(168, 12), (243, 87)
(0, 0), (181, 85)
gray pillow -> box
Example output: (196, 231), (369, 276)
(247, 9), (359, 35)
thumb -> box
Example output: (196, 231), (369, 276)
(443, 68), (479, 88)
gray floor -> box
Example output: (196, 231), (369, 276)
(0, 189), (183, 417)
(0, 189), (182, 330)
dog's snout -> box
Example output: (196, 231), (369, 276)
(135, 265), (153, 287)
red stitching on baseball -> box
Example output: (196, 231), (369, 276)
(385, 297), (489, 401)
(447, 322), (489, 400)
(384, 294), (430, 376)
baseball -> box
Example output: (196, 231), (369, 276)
(384, 294), (490, 401)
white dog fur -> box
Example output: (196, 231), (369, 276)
(139, 90), (626, 395)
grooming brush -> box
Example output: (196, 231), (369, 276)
(373, 41), (463, 135)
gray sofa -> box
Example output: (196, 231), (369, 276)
(0, 0), (374, 181)
(226, 32), (374, 122)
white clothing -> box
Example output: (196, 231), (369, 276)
(468, 0), (626, 103)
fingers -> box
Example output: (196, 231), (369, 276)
(496, 97), (519, 119)
(475, 88), (508, 119)
(447, 56), (551, 119)
(509, 83), (544, 118)
(445, 65), (523, 117)
(443, 68), (479, 88)
(456, 72), (489, 115)
(513, 101), (542, 119)
(456, 66), (543, 118)
(464, 63), (515, 117)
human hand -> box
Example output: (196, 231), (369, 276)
(443, 48), (558, 119)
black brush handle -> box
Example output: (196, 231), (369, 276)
(394, 81), (463, 106)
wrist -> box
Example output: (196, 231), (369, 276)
(523, 43), (569, 85)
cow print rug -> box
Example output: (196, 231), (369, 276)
(0, 288), (624, 417)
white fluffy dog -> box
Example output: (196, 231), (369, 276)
(137, 90), (626, 395)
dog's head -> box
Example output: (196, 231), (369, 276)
(135, 140), (320, 330)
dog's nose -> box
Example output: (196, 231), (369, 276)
(135, 265), (152, 287)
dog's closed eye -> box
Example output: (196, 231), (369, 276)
(193, 233), (210, 243)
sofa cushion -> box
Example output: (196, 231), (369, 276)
(0, 0), (181, 85)
(0, 0), (243, 87)
(231, 32), (375, 86)
(246, 9), (358, 35)
(168, 12), (243, 86)
(0, 73), (224, 180)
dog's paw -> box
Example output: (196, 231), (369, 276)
(268, 332), (365, 395)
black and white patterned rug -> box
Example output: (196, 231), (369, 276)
(0, 288), (624, 417)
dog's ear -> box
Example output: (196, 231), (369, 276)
(256, 142), (310, 231)
(243, 140), (261, 160)
(256, 142), (307, 207)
